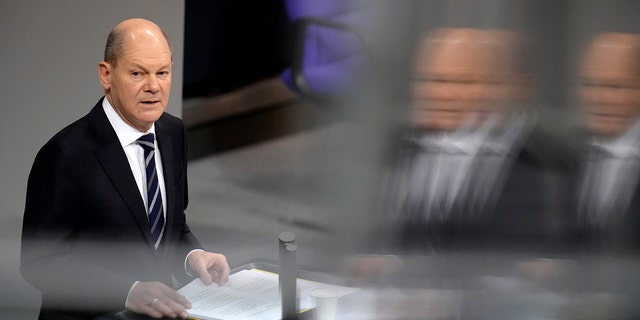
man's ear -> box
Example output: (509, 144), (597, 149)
(98, 61), (111, 91)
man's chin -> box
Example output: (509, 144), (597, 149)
(136, 109), (165, 126)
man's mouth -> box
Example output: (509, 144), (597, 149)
(588, 112), (626, 119)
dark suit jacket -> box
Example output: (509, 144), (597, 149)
(21, 98), (203, 318)
(568, 143), (640, 255)
(380, 124), (574, 255)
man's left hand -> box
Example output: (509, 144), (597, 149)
(187, 251), (230, 286)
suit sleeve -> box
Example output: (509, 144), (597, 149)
(170, 119), (205, 284)
(20, 142), (136, 311)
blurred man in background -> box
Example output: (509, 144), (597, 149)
(575, 32), (640, 253)
(380, 27), (564, 253)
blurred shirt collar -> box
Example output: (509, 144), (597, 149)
(409, 110), (530, 157)
(592, 117), (640, 159)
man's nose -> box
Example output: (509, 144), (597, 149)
(144, 75), (160, 93)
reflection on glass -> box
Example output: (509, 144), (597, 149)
(382, 27), (544, 253)
(576, 32), (640, 243)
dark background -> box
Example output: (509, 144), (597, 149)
(183, 1), (291, 98)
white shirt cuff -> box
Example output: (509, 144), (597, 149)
(125, 281), (139, 309)
(185, 249), (205, 277)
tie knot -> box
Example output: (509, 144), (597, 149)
(137, 133), (155, 151)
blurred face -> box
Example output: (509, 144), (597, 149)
(411, 29), (515, 131)
(579, 34), (640, 136)
(99, 23), (172, 132)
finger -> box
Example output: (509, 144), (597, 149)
(159, 299), (189, 318)
(148, 299), (180, 319)
(142, 309), (164, 319)
(212, 256), (230, 285)
(196, 263), (214, 285)
(208, 269), (223, 286)
(163, 298), (190, 319)
(140, 303), (164, 319)
(162, 288), (192, 309)
(149, 300), (189, 319)
(220, 259), (230, 284)
(211, 268), (228, 286)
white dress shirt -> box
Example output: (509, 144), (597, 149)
(102, 98), (171, 307)
(102, 98), (167, 219)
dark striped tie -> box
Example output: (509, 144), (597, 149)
(137, 133), (164, 249)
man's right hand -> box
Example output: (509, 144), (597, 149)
(126, 281), (192, 319)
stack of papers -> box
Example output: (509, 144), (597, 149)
(179, 269), (358, 320)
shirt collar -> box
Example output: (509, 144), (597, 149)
(482, 110), (531, 156)
(592, 117), (640, 158)
(102, 97), (156, 147)
(408, 110), (531, 156)
(414, 121), (492, 156)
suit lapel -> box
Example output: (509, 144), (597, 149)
(89, 102), (155, 248)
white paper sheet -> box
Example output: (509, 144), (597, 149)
(179, 269), (358, 320)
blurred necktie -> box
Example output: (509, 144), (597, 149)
(137, 133), (164, 249)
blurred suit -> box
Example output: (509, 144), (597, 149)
(571, 32), (640, 254)
(572, 124), (640, 253)
(385, 116), (565, 253)
(377, 28), (569, 254)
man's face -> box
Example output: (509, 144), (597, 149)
(100, 30), (172, 132)
(411, 29), (514, 131)
(579, 34), (640, 136)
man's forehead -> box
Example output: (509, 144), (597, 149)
(119, 38), (172, 62)
(582, 47), (640, 79)
(116, 56), (172, 72)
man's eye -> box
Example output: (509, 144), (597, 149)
(131, 72), (142, 77)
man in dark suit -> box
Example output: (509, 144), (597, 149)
(381, 28), (566, 253)
(573, 32), (640, 253)
(21, 18), (230, 320)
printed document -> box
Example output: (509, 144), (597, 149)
(179, 268), (358, 320)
